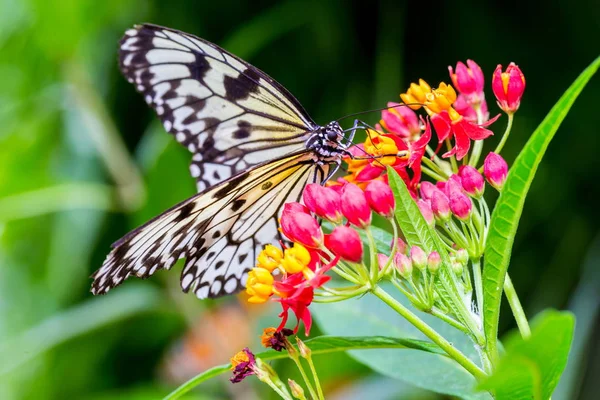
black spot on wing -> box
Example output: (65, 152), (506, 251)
(213, 171), (251, 198)
(190, 53), (211, 80)
(231, 199), (246, 212)
(233, 129), (250, 139)
(223, 68), (261, 101)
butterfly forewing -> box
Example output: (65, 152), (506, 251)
(119, 24), (318, 190)
(92, 152), (329, 299)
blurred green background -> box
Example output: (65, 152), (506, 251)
(1, 0), (599, 399)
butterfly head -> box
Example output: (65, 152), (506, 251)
(307, 121), (351, 162)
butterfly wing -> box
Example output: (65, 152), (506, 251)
(91, 152), (329, 299)
(120, 23), (317, 191)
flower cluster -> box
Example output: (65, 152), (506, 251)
(245, 181), (396, 335)
(232, 58), (526, 395)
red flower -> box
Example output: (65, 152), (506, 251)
(448, 60), (485, 105)
(492, 63), (525, 114)
(280, 203), (323, 248)
(365, 180), (395, 218)
(431, 111), (496, 160)
(274, 275), (315, 335)
(340, 183), (372, 228)
(325, 225), (363, 263)
(303, 183), (343, 223)
(449, 191), (472, 221)
(380, 102), (421, 138)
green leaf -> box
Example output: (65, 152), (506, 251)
(479, 310), (574, 399)
(163, 335), (443, 400)
(483, 56), (600, 359)
(387, 168), (476, 333)
(312, 284), (490, 399)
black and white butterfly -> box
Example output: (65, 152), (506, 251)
(91, 24), (356, 299)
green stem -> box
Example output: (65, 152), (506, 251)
(421, 166), (448, 182)
(264, 379), (294, 400)
(491, 112), (514, 156)
(504, 274), (531, 338)
(471, 259), (484, 316)
(290, 356), (318, 400)
(372, 285), (487, 380)
(421, 157), (449, 179)
(468, 105), (486, 167)
(429, 307), (470, 334)
(445, 139), (459, 172)
(365, 228), (379, 283)
(306, 354), (325, 400)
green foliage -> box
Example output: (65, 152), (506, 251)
(479, 310), (574, 399)
(312, 285), (488, 399)
(483, 56), (600, 361)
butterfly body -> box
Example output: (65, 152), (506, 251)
(91, 24), (354, 299)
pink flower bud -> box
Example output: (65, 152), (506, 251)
(325, 226), (363, 263)
(427, 251), (441, 274)
(484, 152), (508, 191)
(417, 199), (434, 227)
(410, 246), (427, 271)
(448, 60), (485, 105)
(420, 181), (436, 201)
(492, 63), (525, 114)
(452, 260), (463, 276)
(303, 183), (342, 223)
(377, 253), (389, 270)
(458, 165), (485, 198)
(445, 174), (465, 198)
(449, 191), (472, 221)
(280, 203), (323, 248)
(341, 183), (372, 228)
(431, 189), (451, 221)
(364, 180), (395, 218)
(391, 238), (408, 255)
(394, 252), (413, 279)
(380, 102), (421, 138)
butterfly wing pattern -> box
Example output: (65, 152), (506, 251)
(119, 24), (316, 191)
(92, 24), (348, 299)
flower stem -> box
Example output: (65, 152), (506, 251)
(289, 356), (318, 400)
(445, 139), (459, 173)
(372, 285), (487, 380)
(471, 259), (484, 316)
(429, 307), (470, 334)
(504, 273), (531, 338)
(492, 113), (514, 155)
(305, 353), (325, 400)
(365, 228), (379, 283)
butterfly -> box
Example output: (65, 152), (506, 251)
(90, 24), (356, 299)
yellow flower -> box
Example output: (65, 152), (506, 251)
(364, 130), (401, 166)
(245, 267), (274, 303)
(400, 79), (431, 109)
(424, 82), (461, 120)
(257, 244), (283, 272)
(281, 243), (311, 274)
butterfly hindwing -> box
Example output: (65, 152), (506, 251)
(119, 24), (317, 190)
(91, 152), (329, 299)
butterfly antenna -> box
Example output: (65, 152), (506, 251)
(336, 102), (424, 123)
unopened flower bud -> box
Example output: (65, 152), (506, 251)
(410, 246), (427, 271)
(458, 165), (485, 198)
(448, 60), (485, 105)
(446, 174), (464, 197)
(431, 189), (451, 221)
(417, 199), (435, 227)
(449, 192), (473, 221)
(484, 152), (508, 191)
(280, 203), (323, 248)
(452, 260), (463, 276)
(427, 251), (441, 274)
(455, 249), (469, 266)
(341, 183), (372, 228)
(378, 253), (390, 271)
(391, 238), (408, 255)
(420, 181), (436, 201)
(394, 253), (413, 279)
(380, 102), (421, 138)
(325, 225), (363, 263)
(288, 379), (305, 399)
(492, 62), (525, 114)
(296, 337), (311, 358)
(303, 183), (343, 223)
(365, 180), (395, 218)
